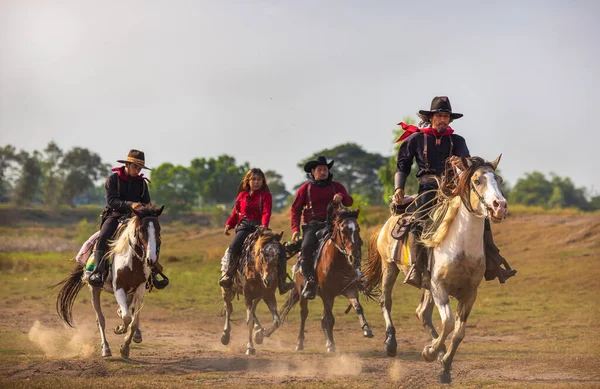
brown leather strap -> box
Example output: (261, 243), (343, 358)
(423, 133), (430, 171)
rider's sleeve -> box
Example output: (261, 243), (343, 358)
(452, 135), (471, 157)
(290, 184), (306, 233)
(335, 182), (353, 207)
(395, 134), (416, 190)
(226, 193), (242, 228)
(261, 192), (273, 227)
(105, 174), (131, 213)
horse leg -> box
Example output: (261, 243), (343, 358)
(114, 287), (132, 335)
(120, 284), (145, 359)
(221, 287), (234, 345)
(422, 287), (454, 364)
(321, 296), (336, 353)
(245, 297), (258, 355)
(381, 262), (400, 357)
(416, 289), (445, 356)
(296, 297), (308, 351)
(262, 294), (281, 338)
(132, 307), (142, 344)
(90, 287), (111, 357)
(345, 289), (373, 338)
(439, 291), (477, 384)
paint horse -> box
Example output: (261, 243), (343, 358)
(56, 205), (163, 359)
(220, 227), (287, 355)
(281, 204), (374, 353)
(362, 155), (507, 383)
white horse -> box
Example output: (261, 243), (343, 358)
(56, 205), (163, 359)
(362, 155), (507, 384)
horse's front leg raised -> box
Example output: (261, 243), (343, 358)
(416, 289), (445, 356)
(262, 293), (281, 338)
(321, 296), (336, 353)
(90, 287), (111, 357)
(381, 262), (399, 357)
(221, 287), (234, 345)
(422, 286), (454, 364)
(439, 291), (477, 384)
(345, 290), (373, 338)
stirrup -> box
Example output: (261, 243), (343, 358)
(219, 274), (233, 289)
(88, 272), (104, 287)
(152, 269), (169, 290)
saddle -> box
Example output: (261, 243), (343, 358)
(390, 195), (418, 241)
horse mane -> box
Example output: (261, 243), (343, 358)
(252, 229), (282, 259)
(421, 156), (494, 248)
(107, 217), (138, 257)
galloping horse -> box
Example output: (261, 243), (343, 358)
(362, 155), (507, 383)
(220, 227), (286, 355)
(281, 204), (374, 353)
(56, 205), (164, 359)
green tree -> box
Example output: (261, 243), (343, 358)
(298, 143), (387, 205)
(151, 162), (196, 215)
(200, 155), (249, 205)
(265, 170), (290, 212)
(13, 151), (43, 206)
(40, 141), (64, 206)
(508, 171), (553, 207)
(59, 147), (110, 206)
(0, 145), (18, 202)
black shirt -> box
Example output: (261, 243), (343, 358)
(105, 173), (151, 215)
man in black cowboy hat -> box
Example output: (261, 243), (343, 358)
(290, 156), (353, 299)
(88, 149), (168, 289)
(393, 96), (516, 289)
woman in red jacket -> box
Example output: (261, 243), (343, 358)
(219, 168), (293, 294)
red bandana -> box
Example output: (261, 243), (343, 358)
(112, 166), (150, 183)
(395, 122), (454, 143)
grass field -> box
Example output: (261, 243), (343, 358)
(0, 206), (599, 388)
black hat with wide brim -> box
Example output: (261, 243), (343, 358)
(117, 149), (151, 170)
(418, 96), (463, 119)
(303, 156), (334, 173)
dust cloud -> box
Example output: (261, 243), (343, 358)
(28, 320), (95, 358)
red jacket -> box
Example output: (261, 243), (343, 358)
(226, 189), (272, 228)
(290, 181), (353, 233)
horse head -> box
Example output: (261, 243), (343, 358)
(446, 155), (507, 222)
(131, 205), (164, 265)
(330, 204), (363, 268)
(253, 227), (284, 289)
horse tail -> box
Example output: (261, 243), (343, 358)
(279, 286), (300, 324)
(362, 227), (383, 296)
(54, 264), (85, 328)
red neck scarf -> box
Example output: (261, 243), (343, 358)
(395, 122), (454, 143)
(112, 166), (150, 183)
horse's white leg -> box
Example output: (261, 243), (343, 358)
(381, 262), (400, 357)
(90, 287), (111, 357)
(345, 290), (374, 338)
(221, 287), (234, 345)
(120, 284), (145, 359)
(416, 289), (444, 353)
(262, 293), (280, 338)
(423, 286), (454, 363)
(245, 297), (258, 355)
(439, 291), (477, 384)
(113, 287), (132, 335)
(296, 297), (308, 351)
(321, 297), (336, 353)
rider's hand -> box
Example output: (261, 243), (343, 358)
(224, 226), (232, 236)
(131, 202), (143, 210)
(292, 231), (300, 243)
(393, 188), (405, 204)
(333, 193), (343, 204)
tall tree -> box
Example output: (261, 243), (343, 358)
(59, 147), (110, 206)
(151, 162), (196, 214)
(0, 145), (18, 202)
(40, 141), (64, 206)
(13, 151), (43, 206)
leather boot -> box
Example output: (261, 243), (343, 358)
(89, 250), (107, 288)
(219, 250), (237, 289)
(301, 256), (317, 299)
(403, 234), (429, 289)
(483, 229), (517, 283)
(277, 247), (294, 295)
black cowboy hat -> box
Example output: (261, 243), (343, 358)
(117, 149), (151, 170)
(418, 96), (463, 119)
(303, 156), (334, 173)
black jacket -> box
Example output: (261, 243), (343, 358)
(105, 173), (151, 216)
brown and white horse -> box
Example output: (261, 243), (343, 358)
(56, 205), (163, 359)
(363, 155), (507, 383)
(220, 227), (286, 355)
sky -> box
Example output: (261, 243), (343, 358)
(1, 0), (598, 195)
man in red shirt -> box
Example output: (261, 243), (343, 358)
(290, 156), (353, 299)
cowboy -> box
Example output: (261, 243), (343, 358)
(393, 96), (517, 289)
(88, 149), (168, 289)
(219, 168), (294, 294)
(290, 156), (353, 299)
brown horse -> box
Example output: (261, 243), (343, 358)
(56, 205), (163, 359)
(220, 227), (286, 355)
(281, 204), (374, 353)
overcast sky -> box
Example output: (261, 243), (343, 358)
(1, 0), (598, 195)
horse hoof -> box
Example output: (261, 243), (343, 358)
(254, 329), (264, 345)
(246, 348), (256, 356)
(120, 344), (130, 359)
(295, 344), (304, 351)
(439, 371), (452, 384)
(363, 328), (374, 338)
(384, 338), (397, 357)
(102, 347), (112, 357)
(326, 345), (336, 353)
(422, 346), (437, 363)
(221, 332), (230, 345)
(114, 325), (124, 335)
(132, 329), (142, 344)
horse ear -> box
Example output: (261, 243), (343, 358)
(490, 154), (502, 170)
(276, 231), (284, 241)
(156, 205), (164, 216)
(132, 208), (143, 218)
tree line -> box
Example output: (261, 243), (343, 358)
(1, 135), (598, 213)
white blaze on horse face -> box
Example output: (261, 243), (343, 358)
(147, 222), (158, 264)
(482, 172), (507, 219)
(347, 221), (356, 244)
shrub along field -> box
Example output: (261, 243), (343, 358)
(0, 206), (598, 388)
